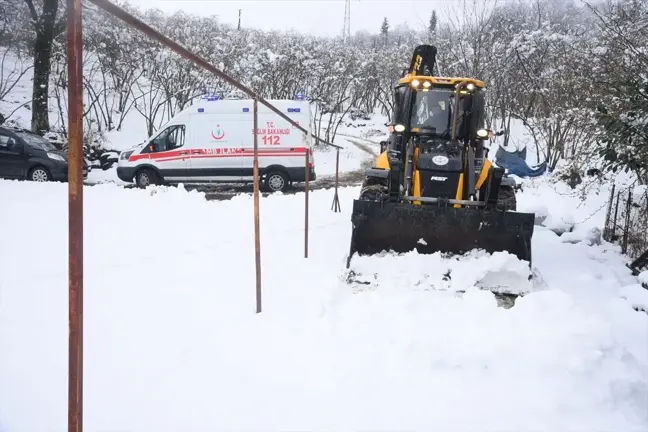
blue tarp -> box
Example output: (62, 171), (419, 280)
(494, 145), (547, 178)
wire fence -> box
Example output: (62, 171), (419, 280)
(603, 183), (648, 276)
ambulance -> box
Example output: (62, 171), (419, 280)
(116, 97), (316, 192)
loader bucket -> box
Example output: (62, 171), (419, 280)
(347, 199), (535, 267)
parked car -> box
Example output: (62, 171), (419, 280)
(0, 126), (88, 182)
(116, 98), (316, 192)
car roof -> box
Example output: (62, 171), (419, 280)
(0, 125), (35, 135)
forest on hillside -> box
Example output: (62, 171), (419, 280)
(0, 0), (646, 183)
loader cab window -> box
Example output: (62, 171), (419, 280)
(143, 125), (186, 154)
(470, 91), (486, 132)
(392, 85), (409, 126)
(411, 89), (455, 138)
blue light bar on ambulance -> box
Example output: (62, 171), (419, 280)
(197, 108), (205, 113)
(295, 93), (305, 100)
(288, 108), (301, 113)
(201, 94), (219, 101)
(243, 108), (250, 113)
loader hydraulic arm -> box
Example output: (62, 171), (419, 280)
(406, 45), (438, 77)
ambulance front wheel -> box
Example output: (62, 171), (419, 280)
(264, 170), (289, 193)
(135, 168), (160, 188)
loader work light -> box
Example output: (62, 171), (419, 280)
(394, 124), (406, 133)
(476, 129), (489, 138)
(412, 79), (420, 88)
(423, 81), (432, 88)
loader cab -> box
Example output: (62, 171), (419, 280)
(387, 77), (488, 164)
(392, 77), (485, 136)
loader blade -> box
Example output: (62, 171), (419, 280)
(347, 199), (535, 267)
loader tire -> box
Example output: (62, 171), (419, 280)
(497, 186), (517, 211)
(358, 177), (389, 202)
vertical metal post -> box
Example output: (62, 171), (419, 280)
(603, 184), (615, 241)
(331, 148), (341, 212)
(622, 187), (633, 254)
(253, 99), (262, 313)
(612, 191), (621, 240)
(67, 0), (83, 431)
(304, 132), (310, 259)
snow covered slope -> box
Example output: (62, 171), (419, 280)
(0, 177), (647, 431)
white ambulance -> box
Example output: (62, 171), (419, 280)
(116, 98), (316, 192)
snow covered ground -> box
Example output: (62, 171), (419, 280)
(1, 172), (647, 431)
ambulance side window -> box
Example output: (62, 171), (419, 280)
(143, 125), (185, 153)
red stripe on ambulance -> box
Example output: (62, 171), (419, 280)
(129, 147), (308, 163)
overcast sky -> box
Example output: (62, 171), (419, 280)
(125, 0), (465, 37)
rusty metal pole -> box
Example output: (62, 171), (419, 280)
(67, 0), (84, 431)
(253, 99), (262, 313)
(331, 148), (341, 212)
(304, 133), (310, 259)
(622, 187), (633, 254)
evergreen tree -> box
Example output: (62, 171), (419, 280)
(429, 10), (438, 35)
(380, 17), (389, 39)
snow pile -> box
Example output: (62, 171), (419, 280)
(560, 226), (602, 246)
(346, 249), (533, 296)
(640, 271), (648, 286)
(1, 178), (647, 431)
(620, 285), (648, 312)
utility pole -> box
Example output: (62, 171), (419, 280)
(238, 9), (241, 30)
(342, 0), (350, 41)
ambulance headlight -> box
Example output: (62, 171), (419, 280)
(120, 150), (134, 160)
(394, 124), (406, 133)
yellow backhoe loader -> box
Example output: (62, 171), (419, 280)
(346, 45), (535, 269)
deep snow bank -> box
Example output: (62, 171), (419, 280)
(0, 178), (647, 431)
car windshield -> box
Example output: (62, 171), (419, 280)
(15, 131), (58, 151)
(411, 89), (463, 138)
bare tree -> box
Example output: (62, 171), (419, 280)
(23, 0), (65, 134)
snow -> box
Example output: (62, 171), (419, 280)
(620, 285), (648, 312)
(1, 173), (648, 432)
(347, 249), (534, 296)
(640, 271), (648, 286)
(560, 226), (602, 246)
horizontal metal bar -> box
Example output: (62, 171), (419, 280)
(404, 196), (486, 206)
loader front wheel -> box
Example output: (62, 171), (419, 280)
(497, 186), (517, 211)
(358, 177), (389, 202)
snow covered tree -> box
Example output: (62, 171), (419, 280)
(380, 18), (389, 40)
(429, 10), (437, 35)
(589, 0), (648, 184)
